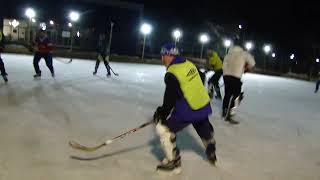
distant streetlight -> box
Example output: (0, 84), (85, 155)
(245, 41), (253, 51)
(172, 29), (182, 46)
(290, 53), (295, 60)
(49, 20), (54, 25)
(272, 53), (276, 58)
(141, 23), (152, 35)
(140, 23), (152, 61)
(69, 11), (80, 22)
(68, 22), (72, 27)
(40, 22), (46, 31)
(76, 31), (80, 38)
(31, 18), (36, 23)
(316, 58), (319, 63)
(223, 39), (232, 54)
(263, 45), (271, 54)
(199, 33), (209, 59)
(25, 8), (36, 19)
(238, 24), (243, 29)
(224, 39), (232, 48)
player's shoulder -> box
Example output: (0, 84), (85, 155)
(165, 72), (178, 83)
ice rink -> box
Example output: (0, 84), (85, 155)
(0, 54), (319, 180)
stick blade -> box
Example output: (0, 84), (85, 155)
(69, 140), (104, 152)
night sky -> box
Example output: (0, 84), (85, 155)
(1, 0), (319, 62)
(139, 0), (320, 58)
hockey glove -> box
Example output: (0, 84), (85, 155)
(153, 106), (166, 124)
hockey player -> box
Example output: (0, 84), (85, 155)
(0, 30), (8, 82)
(153, 43), (217, 175)
(206, 47), (223, 99)
(222, 44), (255, 124)
(93, 33), (111, 77)
(32, 29), (54, 78)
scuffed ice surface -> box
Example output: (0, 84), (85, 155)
(0, 54), (319, 180)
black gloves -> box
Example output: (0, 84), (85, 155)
(153, 106), (166, 124)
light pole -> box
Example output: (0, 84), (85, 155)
(263, 44), (271, 71)
(271, 53), (276, 71)
(238, 24), (245, 43)
(25, 8), (36, 44)
(199, 34), (209, 60)
(106, 22), (114, 61)
(289, 53), (295, 72)
(140, 23), (152, 61)
(49, 20), (57, 43)
(68, 11), (80, 52)
(223, 39), (232, 54)
(172, 29), (182, 46)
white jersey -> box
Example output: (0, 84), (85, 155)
(223, 46), (256, 79)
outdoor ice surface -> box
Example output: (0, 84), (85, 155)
(0, 54), (319, 180)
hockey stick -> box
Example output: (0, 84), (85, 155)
(55, 57), (72, 64)
(69, 120), (153, 152)
(107, 64), (119, 76)
(97, 55), (119, 76)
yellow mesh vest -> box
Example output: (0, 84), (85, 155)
(167, 60), (210, 110)
(209, 52), (223, 71)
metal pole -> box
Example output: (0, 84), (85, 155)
(70, 26), (73, 51)
(264, 55), (267, 71)
(27, 18), (31, 44)
(141, 34), (146, 61)
(106, 22), (114, 61)
(200, 43), (204, 59)
(174, 38), (179, 46)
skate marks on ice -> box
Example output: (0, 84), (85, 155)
(0, 82), (75, 128)
(0, 161), (9, 180)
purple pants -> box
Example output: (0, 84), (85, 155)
(165, 115), (214, 140)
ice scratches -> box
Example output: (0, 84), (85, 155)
(0, 161), (8, 179)
(296, 127), (301, 137)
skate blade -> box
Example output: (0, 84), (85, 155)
(156, 167), (182, 176)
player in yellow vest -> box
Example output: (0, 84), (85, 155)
(206, 47), (223, 99)
(0, 31), (8, 83)
(153, 43), (217, 175)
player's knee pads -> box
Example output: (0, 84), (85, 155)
(156, 123), (178, 161)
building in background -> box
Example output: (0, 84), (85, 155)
(3, 18), (28, 41)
